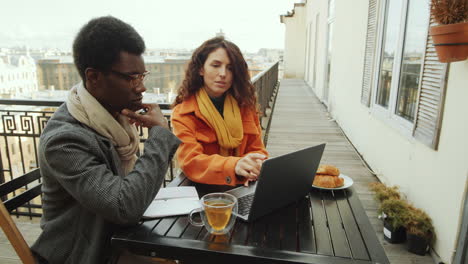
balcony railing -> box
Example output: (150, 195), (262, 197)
(252, 62), (278, 127)
(0, 62), (279, 218)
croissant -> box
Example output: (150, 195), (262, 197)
(313, 175), (344, 188)
(316, 165), (340, 176)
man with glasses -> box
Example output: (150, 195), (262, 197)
(31, 16), (180, 264)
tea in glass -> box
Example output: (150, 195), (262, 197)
(204, 199), (233, 231)
(189, 193), (238, 235)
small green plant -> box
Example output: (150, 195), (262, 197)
(431, 0), (467, 25)
(369, 182), (401, 203)
(379, 198), (410, 230)
(405, 207), (435, 242)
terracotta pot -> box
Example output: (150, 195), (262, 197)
(429, 22), (468, 63)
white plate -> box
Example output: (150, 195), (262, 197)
(312, 174), (353, 190)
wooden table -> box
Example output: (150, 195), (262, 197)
(111, 174), (389, 264)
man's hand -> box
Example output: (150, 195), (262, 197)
(235, 153), (267, 184)
(121, 103), (169, 129)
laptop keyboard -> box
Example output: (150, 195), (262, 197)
(238, 193), (254, 216)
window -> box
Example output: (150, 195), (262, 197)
(372, 0), (430, 129)
(395, 0), (429, 121)
(376, 0), (404, 109)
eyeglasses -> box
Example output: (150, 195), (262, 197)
(109, 70), (150, 88)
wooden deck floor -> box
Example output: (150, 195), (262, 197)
(265, 79), (434, 264)
(0, 79), (434, 263)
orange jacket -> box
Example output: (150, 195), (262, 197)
(171, 95), (268, 186)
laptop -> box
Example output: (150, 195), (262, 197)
(226, 143), (325, 222)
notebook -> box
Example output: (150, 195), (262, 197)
(143, 186), (200, 219)
(226, 144), (325, 222)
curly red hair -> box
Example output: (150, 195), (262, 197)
(172, 37), (257, 109)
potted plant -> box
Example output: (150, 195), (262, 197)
(405, 207), (435, 256)
(379, 198), (409, 244)
(429, 0), (468, 62)
(369, 182), (401, 204)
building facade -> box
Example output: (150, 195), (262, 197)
(36, 57), (188, 96)
(282, 1), (468, 263)
(36, 57), (79, 91)
(0, 55), (38, 98)
(281, 3), (307, 79)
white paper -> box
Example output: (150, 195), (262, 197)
(154, 186), (198, 200)
(143, 186), (200, 219)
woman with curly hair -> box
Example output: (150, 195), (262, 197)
(171, 37), (268, 187)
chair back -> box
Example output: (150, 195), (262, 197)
(0, 168), (42, 264)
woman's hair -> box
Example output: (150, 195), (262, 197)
(172, 37), (256, 108)
(73, 16), (145, 83)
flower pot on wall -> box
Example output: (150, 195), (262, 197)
(383, 219), (406, 244)
(406, 233), (430, 256)
(429, 22), (468, 63)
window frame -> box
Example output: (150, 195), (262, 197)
(370, 0), (426, 139)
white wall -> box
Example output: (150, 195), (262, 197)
(282, 4), (306, 79)
(283, 0), (468, 261)
(304, 0), (329, 100)
(326, 0), (468, 263)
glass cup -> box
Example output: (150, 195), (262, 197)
(189, 192), (238, 235)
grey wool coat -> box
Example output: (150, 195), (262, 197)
(31, 104), (180, 264)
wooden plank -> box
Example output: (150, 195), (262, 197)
(230, 220), (250, 245)
(0, 202), (36, 264)
(180, 220), (203, 240)
(280, 202), (299, 252)
(263, 207), (283, 250)
(247, 214), (268, 248)
(297, 195), (316, 253)
(334, 190), (370, 260)
(196, 226), (210, 241)
(165, 216), (190, 238)
(197, 227), (213, 242)
(153, 216), (178, 236)
(346, 188), (389, 264)
(310, 190), (333, 255)
(126, 219), (160, 240)
(5, 184), (42, 212)
(322, 190), (351, 258)
(0, 169), (41, 196)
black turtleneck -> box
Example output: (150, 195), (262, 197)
(210, 94), (226, 118)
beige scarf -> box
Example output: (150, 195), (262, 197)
(196, 88), (243, 156)
(66, 82), (139, 175)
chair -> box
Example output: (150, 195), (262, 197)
(0, 169), (42, 264)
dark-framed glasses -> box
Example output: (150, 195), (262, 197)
(110, 70), (150, 88)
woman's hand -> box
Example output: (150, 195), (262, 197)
(235, 153), (267, 185)
(121, 103), (169, 129)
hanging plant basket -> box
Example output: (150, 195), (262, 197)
(429, 22), (468, 63)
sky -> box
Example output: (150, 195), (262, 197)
(1, 0), (298, 53)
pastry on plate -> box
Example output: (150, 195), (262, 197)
(313, 174), (344, 188)
(316, 165), (340, 176)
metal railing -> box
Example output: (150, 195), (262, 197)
(252, 62), (279, 126)
(0, 61), (279, 218)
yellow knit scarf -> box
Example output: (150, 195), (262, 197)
(196, 88), (243, 156)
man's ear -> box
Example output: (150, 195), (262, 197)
(85, 68), (100, 88)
